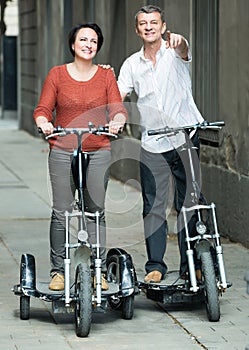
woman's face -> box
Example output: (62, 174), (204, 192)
(72, 27), (98, 60)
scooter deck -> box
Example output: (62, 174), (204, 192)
(36, 281), (120, 297)
(36, 281), (65, 296)
(137, 271), (186, 290)
(137, 271), (205, 304)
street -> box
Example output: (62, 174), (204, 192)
(0, 127), (249, 350)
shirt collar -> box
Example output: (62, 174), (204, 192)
(139, 39), (166, 61)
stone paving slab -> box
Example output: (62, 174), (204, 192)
(0, 128), (249, 349)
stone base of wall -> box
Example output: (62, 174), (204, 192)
(201, 164), (249, 248)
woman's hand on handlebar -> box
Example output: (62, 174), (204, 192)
(38, 122), (54, 135)
(108, 113), (126, 134)
(108, 120), (124, 134)
(36, 117), (54, 135)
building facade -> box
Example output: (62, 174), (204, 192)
(16, 0), (249, 247)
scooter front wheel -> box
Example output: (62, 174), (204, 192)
(200, 251), (220, 321)
(74, 263), (92, 337)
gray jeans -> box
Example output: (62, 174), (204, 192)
(48, 148), (111, 275)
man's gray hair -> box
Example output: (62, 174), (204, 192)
(135, 5), (166, 26)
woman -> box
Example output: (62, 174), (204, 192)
(33, 23), (127, 291)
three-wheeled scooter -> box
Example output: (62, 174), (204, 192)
(136, 120), (232, 322)
(13, 124), (137, 337)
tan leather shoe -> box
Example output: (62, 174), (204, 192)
(101, 275), (109, 291)
(144, 270), (162, 283)
(196, 269), (202, 281)
(93, 274), (109, 291)
(49, 273), (64, 291)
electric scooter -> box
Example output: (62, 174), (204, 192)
(13, 123), (137, 337)
(136, 120), (231, 322)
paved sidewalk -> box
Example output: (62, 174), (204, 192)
(0, 128), (249, 350)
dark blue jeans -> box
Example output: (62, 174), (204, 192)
(140, 132), (202, 276)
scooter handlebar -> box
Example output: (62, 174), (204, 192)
(147, 120), (225, 136)
(41, 125), (118, 140)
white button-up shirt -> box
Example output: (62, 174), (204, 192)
(118, 40), (203, 153)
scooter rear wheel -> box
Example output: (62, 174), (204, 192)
(20, 295), (30, 320)
(121, 295), (134, 320)
(200, 251), (220, 322)
(74, 263), (92, 337)
(107, 257), (134, 320)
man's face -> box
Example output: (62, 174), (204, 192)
(136, 11), (166, 44)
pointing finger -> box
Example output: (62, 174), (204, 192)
(166, 30), (171, 48)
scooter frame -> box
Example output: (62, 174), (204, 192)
(13, 123), (137, 337)
(137, 121), (231, 321)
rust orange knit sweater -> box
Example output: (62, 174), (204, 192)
(33, 64), (127, 152)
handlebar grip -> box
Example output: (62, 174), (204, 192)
(148, 128), (166, 136)
(37, 125), (63, 134)
(207, 121), (225, 127)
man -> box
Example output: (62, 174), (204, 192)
(118, 5), (203, 283)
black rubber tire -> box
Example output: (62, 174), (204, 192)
(74, 263), (92, 337)
(106, 256), (134, 320)
(200, 251), (220, 322)
(20, 295), (30, 320)
(121, 295), (134, 320)
(107, 259), (122, 310)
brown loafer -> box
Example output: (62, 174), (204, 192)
(196, 269), (202, 281)
(101, 275), (109, 291)
(93, 274), (109, 291)
(144, 270), (162, 283)
(49, 272), (64, 291)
